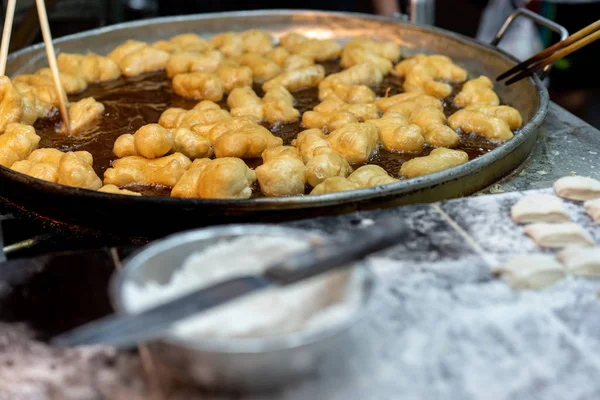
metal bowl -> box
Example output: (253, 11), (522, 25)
(111, 224), (374, 391)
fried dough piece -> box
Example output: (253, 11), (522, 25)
(13, 74), (66, 107)
(327, 122), (379, 163)
(228, 87), (264, 122)
(36, 68), (87, 94)
(13, 81), (54, 126)
(394, 54), (468, 98)
(11, 160), (59, 182)
(0, 123), (40, 167)
(159, 105), (230, 130)
(322, 63), (383, 87)
(166, 51), (224, 78)
(310, 176), (360, 195)
(465, 105), (523, 130)
(215, 60), (253, 93)
(367, 116), (425, 153)
(211, 33), (244, 57)
(264, 47), (314, 71)
(454, 76), (500, 107)
(301, 110), (358, 133)
(279, 33), (341, 61)
(348, 164), (398, 187)
(0, 76), (24, 133)
(262, 64), (325, 92)
(113, 134), (139, 158)
(118, 45), (170, 77)
(240, 29), (275, 55)
(344, 37), (400, 61)
(205, 116), (255, 144)
(104, 153), (192, 187)
(172, 127), (213, 159)
(305, 147), (352, 187)
(108, 40), (147, 65)
(318, 81), (375, 103)
(265, 47), (290, 67)
(236, 53), (281, 82)
(171, 157), (256, 199)
(448, 109), (513, 143)
(57, 151), (103, 190)
(313, 95), (379, 121)
(98, 184), (142, 196)
(213, 123), (283, 159)
(57, 52), (121, 83)
(262, 85), (300, 124)
(67, 97), (104, 135)
(256, 145), (307, 196)
(172, 72), (225, 101)
(133, 124), (174, 159)
(27, 148), (92, 166)
(399, 148), (468, 179)
(153, 33), (213, 53)
(340, 48), (392, 75)
(374, 92), (442, 112)
(293, 128), (331, 162)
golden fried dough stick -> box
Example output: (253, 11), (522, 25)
(108, 40), (147, 64)
(57, 52), (122, 83)
(13, 74), (66, 107)
(153, 33), (213, 53)
(448, 109), (514, 142)
(327, 122), (379, 163)
(279, 32), (341, 61)
(0, 123), (40, 167)
(104, 153), (192, 188)
(318, 81), (375, 103)
(292, 128), (331, 162)
(27, 148), (92, 166)
(385, 95), (458, 147)
(348, 164), (398, 187)
(108, 40), (170, 77)
(313, 95), (380, 121)
(211, 33), (244, 57)
(367, 116), (425, 153)
(305, 147), (352, 187)
(344, 37), (401, 61)
(236, 53), (281, 82)
(340, 48), (392, 75)
(133, 123), (174, 159)
(310, 176), (360, 195)
(400, 148), (469, 178)
(36, 68), (87, 94)
(213, 123), (283, 159)
(466, 104), (523, 130)
(256, 145), (306, 197)
(262, 85), (300, 124)
(454, 76), (500, 107)
(11, 160), (58, 182)
(323, 63), (383, 87)
(171, 157), (256, 199)
(205, 116), (256, 143)
(159, 105), (230, 130)
(262, 64), (325, 92)
(13, 81), (54, 126)
(264, 47), (314, 71)
(166, 50), (224, 78)
(393, 54), (468, 98)
(57, 151), (103, 190)
(215, 60), (253, 93)
(172, 71), (225, 101)
(227, 87), (264, 122)
(113, 134), (138, 158)
(172, 127), (213, 159)
(67, 97), (104, 135)
(301, 110), (358, 133)
(98, 184), (142, 196)
(374, 92), (442, 112)
(0, 76), (24, 133)
(240, 29), (275, 55)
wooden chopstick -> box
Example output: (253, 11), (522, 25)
(504, 28), (600, 86)
(35, 0), (70, 133)
(0, 0), (17, 75)
(497, 19), (600, 82)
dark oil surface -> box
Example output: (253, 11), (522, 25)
(33, 59), (502, 197)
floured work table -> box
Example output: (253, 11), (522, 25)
(0, 102), (599, 399)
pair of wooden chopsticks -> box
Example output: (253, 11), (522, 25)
(497, 19), (600, 86)
(0, 0), (70, 132)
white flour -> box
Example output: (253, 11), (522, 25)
(123, 236), (362, 341)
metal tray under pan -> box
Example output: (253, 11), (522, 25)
(1, 10), (550, 235)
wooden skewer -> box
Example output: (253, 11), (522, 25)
(0, 0), (17, 76)
(35, 0), (70, 133)
(497, 19), (600, 82)
(504, 28), (600, 86)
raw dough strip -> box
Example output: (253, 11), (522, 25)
(557, 247), (600, 277)
(524, 222), (595, 249)
(491, 254), (566, 290)
(584, 198), (600, 224)
(511, 193), (570, 224)
(553, 176), (600, 201)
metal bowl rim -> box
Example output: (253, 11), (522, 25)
(111, 224), (375, 354)
(2, 9), (549, 207)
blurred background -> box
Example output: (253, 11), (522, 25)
(4, 0), (599, 127)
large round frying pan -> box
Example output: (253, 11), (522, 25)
(1, 10), (551, 236)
